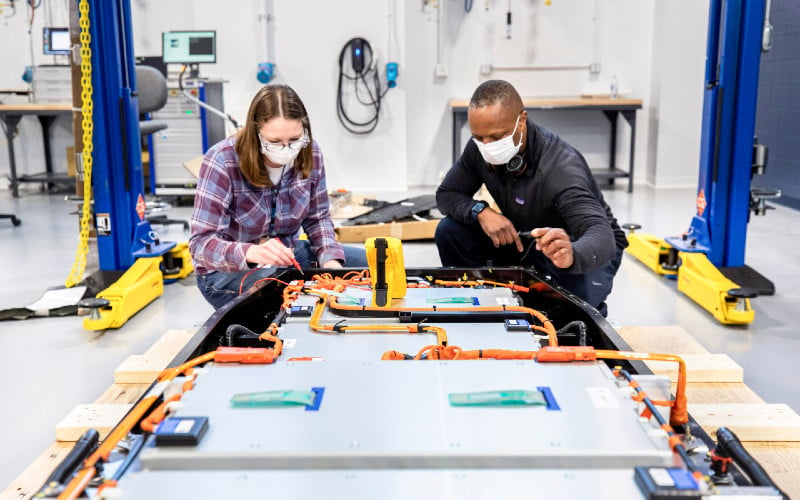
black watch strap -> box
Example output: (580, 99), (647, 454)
(469, 200), (489, 223)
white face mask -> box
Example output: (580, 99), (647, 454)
(472, 114), (523, 165)
(263, 147), (301, 166)
(259, 131), (309, 166)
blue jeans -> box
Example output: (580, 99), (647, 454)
(196, 241), (368, 309)
(435, 216), (623, 316)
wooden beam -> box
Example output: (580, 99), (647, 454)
(644, 353), (743, 383)
(690, 404), (800, 442)
(617, 325), (709, 354)
(55, 404), (134, 442)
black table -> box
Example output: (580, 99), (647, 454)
(450, 97), (643, 193)
(0, 103), (74, 197)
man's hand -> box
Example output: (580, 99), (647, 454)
(322, 259), (343, 269)
(478, 209), (523, 252)
(245, 238), (297, 267)
(531, 227), (573, 269)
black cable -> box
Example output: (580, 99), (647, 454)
(465, 0), (473, 12)
(224, 324), (259, 347)
(714, 427), (789, 498)
(556, 321), (587, 346)
(336, 38), (391, 134)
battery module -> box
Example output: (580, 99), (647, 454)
(154, 416), (209, 446)
(504, 318), (530, 332)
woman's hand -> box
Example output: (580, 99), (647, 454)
(245, 238), (297, 267)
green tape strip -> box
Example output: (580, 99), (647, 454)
(448, 390), (546, 407)
(230, 390), (316, 408)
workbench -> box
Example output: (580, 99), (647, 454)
(0, 103), (73, 197)
(450, 97), (643, 193)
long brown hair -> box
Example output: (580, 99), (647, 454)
(235, 84), (314, 187)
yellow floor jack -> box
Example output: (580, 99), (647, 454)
(622, 224), (756, 325)
(78, 226), (193, 330)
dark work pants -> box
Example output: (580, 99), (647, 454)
(434, 216), (623, 316)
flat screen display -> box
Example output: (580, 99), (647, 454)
(43, 27), (70, 56)
(162, 31), (216, 64)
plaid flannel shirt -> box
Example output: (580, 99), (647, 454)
(189, 136), (343, 275)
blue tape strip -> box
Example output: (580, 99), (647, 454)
(305, 387), (325, 411)
(537, 386), (560, 411)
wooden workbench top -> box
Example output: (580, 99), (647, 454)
(0, 103), (72, 113)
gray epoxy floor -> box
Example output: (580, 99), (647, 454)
(0, 184), (798, 489)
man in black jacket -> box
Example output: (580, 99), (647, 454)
(435, 80), (627, 316)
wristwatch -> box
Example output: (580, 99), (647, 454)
(469, 200), (489, 223)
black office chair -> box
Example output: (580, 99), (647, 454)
(136, 65), (188, 231)
(1, 214), (21, 226)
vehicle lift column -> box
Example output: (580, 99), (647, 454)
(625, 0), (775, 325)
(77, 0), (190, 330)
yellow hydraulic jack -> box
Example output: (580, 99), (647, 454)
(622, 224), (755, 325)
(79, 236), (194, 330)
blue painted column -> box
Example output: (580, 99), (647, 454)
(675, 0), (765, 268)
(87, 0), (144, 271)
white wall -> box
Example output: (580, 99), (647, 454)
(0, 0), (710, 193)
(648, 0), (709, 188)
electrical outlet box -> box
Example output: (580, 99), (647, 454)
(434, 63), (448, 79)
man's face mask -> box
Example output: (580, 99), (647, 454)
(472, 113), (523, 165)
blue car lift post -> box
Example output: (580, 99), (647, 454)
(624, 0), (775, 325)
(77, 0), (190, 330)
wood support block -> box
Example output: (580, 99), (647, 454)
(114, 329), (196, 383)
(689, 404), (800, 442)
(617, 325), (709, 354)
(143, 328), (196, 358)
(114, 354), (173, 383)
(644, 353), (743, 383)
(55, 404), (133, 442)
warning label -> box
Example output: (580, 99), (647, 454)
(696, 189), (707, 216)
(96, 212), (111, 236)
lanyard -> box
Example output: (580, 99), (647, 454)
(267, 165), (286, 238)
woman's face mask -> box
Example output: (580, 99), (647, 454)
(262, 145), (302, 166)
(259, 129), (310, 166)
(472, 113), (523, 165)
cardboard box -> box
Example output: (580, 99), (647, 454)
(66, 146), (76, 177)
(335, 219), (441, 243)
(182, 155), (203, 179)
(330, 194), (375, 220)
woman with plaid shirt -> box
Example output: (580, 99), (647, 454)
(190, 85), (367, 309)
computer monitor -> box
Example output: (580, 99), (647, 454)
(43, 27), (70, 56)
(161, 30), (216, 65)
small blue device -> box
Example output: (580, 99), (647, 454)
(386, 62), (398, 88)
(257, 62), (274, 84)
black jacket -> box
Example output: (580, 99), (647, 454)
(436, 119), (628, 274)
